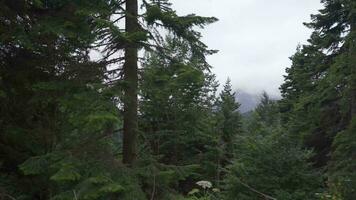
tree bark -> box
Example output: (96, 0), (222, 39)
(123, 0), (139, 165)
(350, 19), (356, 119)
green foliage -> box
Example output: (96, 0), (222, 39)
(213, 79), (243, 186)
(1, 0), (219, 198)
(225, 133), (323, 200)
(143, 0), (217, 55)
(19, 156), (49, 176)
(224, 98), (323, 200)
(328, 118), (356, 200)
(280, 0), (356, 197)
(1, 0), (355, 199)
(245, 92), (280, 137)
(135, 156), (201, 199)
(139, 36), (219, 197)
(0, 0), (139, 199)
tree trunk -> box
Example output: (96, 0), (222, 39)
(350, 20), (356, 119)
(123, 0), (138, 165)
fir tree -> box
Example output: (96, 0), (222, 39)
(281, 0), (356, 197)
(215, 79), (242, 184)
(100, 0), (218, 165)
(139, 37), (219, 197)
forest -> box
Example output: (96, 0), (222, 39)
(0, 0), (355, 199)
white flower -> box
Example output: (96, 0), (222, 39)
(196, 180), (212, 189)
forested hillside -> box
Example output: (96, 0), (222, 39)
(0, 0), (355, 200)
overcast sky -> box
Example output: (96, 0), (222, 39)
(170, 0), (322, 97)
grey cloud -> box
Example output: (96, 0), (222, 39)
(170, 0), (322, 97)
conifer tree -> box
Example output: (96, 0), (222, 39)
(281, 0), (356, 197)
(246, 92), (280, 137)
(100, 0), (217, 165)
(217, 79), (241, 159)
(0, 0), (133, 199)
(215, 79), (242, 183)
(224, 95), (323, 200)
(139, 37), (218, 197)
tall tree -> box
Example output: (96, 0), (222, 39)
(101, 0), (217, 165)
(281, 0), (356, 198)
(0, 0), (140, 199)
(217, 79), (241, 159)
(215, 79), (242, 183)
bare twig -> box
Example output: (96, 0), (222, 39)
(0, 193), (17, 200)
(150, 172), (156, 200)
(73, 190), (78, 200)
(237, 180), (277, 200)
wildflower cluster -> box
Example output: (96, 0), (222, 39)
(188, 180), (220, 200)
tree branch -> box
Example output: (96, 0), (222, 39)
(237, 179), (277, 200)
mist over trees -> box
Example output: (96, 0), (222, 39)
(0, 0), (355, 200)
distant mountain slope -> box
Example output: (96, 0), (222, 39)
(235, 90), (281, 113)
(235, 90), (260, 113)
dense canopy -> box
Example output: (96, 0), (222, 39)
(0, 0), (355, 199)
